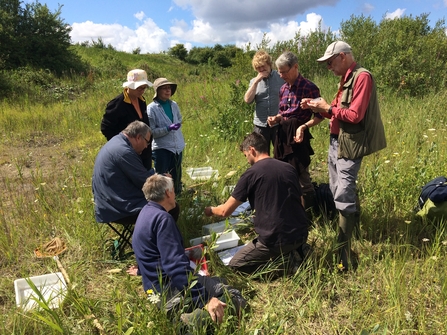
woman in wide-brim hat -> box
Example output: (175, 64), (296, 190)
(147, 78), (185, 194)
(101, 69), (153, 170)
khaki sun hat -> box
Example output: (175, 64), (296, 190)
(152, 78), (177, 99)
(123, 69), (153, 89)
(317, 41), (352, 62)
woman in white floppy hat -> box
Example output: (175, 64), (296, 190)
(101, 69), (154, 170)
(147, 78), (185, 194)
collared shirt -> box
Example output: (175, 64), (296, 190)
(278, 73), (322, 122)
(324, 62), (373, 135)
(249, 70), (285, 127)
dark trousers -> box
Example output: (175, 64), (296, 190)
(228, 237), (305, 274)
(253, 125), (277, 156)
(153, 149), (183, 194)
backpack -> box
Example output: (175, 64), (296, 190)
(417, 176), (447, 220)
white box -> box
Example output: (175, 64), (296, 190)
(14, 272), (67, 311)
(190, 230), (240, 251)
(202, 217), (243, 234)
(186, 167), (219, 180)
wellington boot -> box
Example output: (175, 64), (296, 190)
(337, 212), (357, 272)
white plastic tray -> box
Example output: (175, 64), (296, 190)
(190, 230), (240, 251)
(202, 217), (243, 234)
(14, 272), (67, 311)
(186, 167), (219, 180)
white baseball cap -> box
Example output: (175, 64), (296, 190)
(317, 41), (352, 62)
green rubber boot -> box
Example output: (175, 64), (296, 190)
(337, 212), (357, 271)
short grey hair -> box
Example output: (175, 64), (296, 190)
(122, 121), (151, 139)
(275, 51), (298, 69)
(142, 174), (174, 202)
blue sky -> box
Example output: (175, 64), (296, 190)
(37, 0), (446, 53)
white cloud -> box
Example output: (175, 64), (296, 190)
(70, 19), (170, 53)
(71, 10), (326, 53)
(385, 8), (406, 20)
(134, 11), (145, 21)
(169, 12), (325, 49)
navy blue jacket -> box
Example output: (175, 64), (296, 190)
(92, 133), (154, 223)
(132, 201), (209, 306)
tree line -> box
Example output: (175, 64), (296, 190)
(1, 0), (446, 97)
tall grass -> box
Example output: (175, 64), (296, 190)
(1, 49), (447, 334)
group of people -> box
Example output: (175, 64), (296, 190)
(244, 42), (385, 271)
(91, 40), (386, 329)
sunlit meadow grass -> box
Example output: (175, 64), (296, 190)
(1, 57), (447, 334)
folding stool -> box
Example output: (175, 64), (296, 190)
(105, 222), (134, 259)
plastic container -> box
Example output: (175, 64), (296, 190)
(185, 245), (209, 276)
(14, 272), (67, 311)
(202, 217), (243, 234)
(186, 167), (219, 180)
(190, 230), (240, 251)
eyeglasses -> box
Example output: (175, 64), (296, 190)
(326, 54), (340, 66)
(142, 135), (151, 144)
(278, 67), (293, 75)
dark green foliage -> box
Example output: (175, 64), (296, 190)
(169, 43), (188, 61)
(341, 13), (447, 95)
(214, 81), (253, 141)
(0, 0), (86, 74)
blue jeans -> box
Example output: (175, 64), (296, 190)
(153, 149), (183, 194)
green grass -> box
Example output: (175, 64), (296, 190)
(1, 49), (447, 334)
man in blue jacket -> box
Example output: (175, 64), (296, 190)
(132, 174), (246, 328)
(92, 121), (155, 224)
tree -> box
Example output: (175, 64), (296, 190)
(0, 0), (22, 68)
(168, 43), (188, 61)
(0, 0), (84, 74)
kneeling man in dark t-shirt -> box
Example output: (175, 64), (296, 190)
(204, 132), (309, 274)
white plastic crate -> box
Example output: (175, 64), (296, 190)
(202, 217), (243, 234)
(190, 230), (240, 251)
(186, 167), (219, 180)
(14, 272), (67, 311)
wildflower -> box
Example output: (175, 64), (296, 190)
(404, 220), (411, 224)
(430, 256), (438, 261)
(442, 240), (447, 246)
(428, 128), (436, 131)
(384, 160), (390, 164)
(422, 238), (429, 242)
(147, 293), (160, 304)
